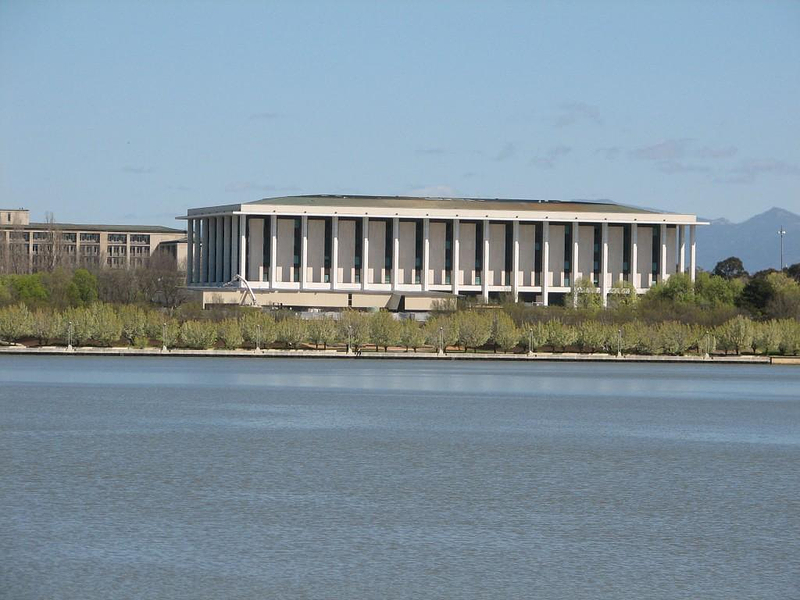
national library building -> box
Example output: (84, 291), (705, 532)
(183, 195), (703, 310)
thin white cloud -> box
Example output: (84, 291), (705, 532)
(530, 146), (571, 169)
(697, 145), (738, 159)
(717, 159), (800, 184)
(122, 166), (154, 174)
(629, 139), (692, 161)
(553, 102), (602, 128)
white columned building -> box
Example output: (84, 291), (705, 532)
(182, 195), (704, 310)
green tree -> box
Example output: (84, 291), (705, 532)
(117, 305), (148, 345)
(72, 269), (99, 304)
(90, 303), (123, 346)
(31, 309), (62, 346)
(456, 311), (492, 352)
(179, 320), (218, 349)
(571, 277), (602, 309)
(713, 256), (747, 280)
(491, 312), (519, 353)
(399, 318), (426, 352)
(338, 310), (370, 351)
(306, 317), (338, 350)
(608, 279), (638, 308)
(277, 317), (306, 349)
(369, 311), (400, 352)
(520, 321), (548, 352)
(0, 303), (34, 343)
(217, 319), (244, 349)
(240, 311), (277, 349)
(715, 315), (754, 355)
(546, 320), (576, 352)
(424, 314), (459, 352)
(754, 320), (783, 355)
(657, 321), (692, 355)
(576, 320), (607, 353)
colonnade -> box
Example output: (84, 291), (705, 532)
(186, 214), (697, 306)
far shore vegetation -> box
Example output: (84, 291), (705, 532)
(0, 257), (799, 357)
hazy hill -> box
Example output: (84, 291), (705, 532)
(696, 207), (800, 273)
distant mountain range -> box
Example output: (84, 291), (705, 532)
(696, 207), (800, 273)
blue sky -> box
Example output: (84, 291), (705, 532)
(1, 0), (799, 226)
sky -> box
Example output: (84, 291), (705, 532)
(1, 0), (799, 227)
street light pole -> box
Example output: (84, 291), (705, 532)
(617, 328), (622, 358)
(256, 323), (262, 352)
(527, 327), (533, 357)
(704, 330), (710, 360)
(67, 320), (73, 352)
(778, 227), (786, 270)
(347, 325), (353, 355)
(438, 326), (444, 356)
(162, 322), (167, 352)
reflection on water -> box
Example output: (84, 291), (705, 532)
(1, 357), (799, 599)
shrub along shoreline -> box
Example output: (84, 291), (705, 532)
(0, 302), (798, 357)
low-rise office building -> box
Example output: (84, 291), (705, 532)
(0, 209), (186, 273)
(183, 195), (704, 310)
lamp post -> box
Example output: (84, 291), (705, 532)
(778, 227), (786, 270)
(347, 325), (353, 355)
(704, 330), (711, 360)
(67, 320), (73, 352)
(256, 323), (262, 352)
(438, 326), (444, 356)
(527, 327), (533, 357)
(617, 328), (622, 358)
(162, 322), (167, 352)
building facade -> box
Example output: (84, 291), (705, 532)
(183, 195), (703, 309)
(0, 209), (186, 274)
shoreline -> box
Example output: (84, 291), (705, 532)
(0, 345), (791, 364)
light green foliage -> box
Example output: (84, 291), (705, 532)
(621, 321), (657, 355)
(89, 303), (123, 346)
(778, 320), (800, 356)
(369, 311), (401, 351)
(0, 281), (11, 305)
(491, 312), (519, 352)
(72, 269), (99, 304)
(240, 311), (277, 348)
(31, 309), (62, 345)
(424, 315), (459, 351)
(0, 303), (34, 343)
(608, 280), (638, 308)
(217, 319), (244, 349)
(576, 320), (607, 353)
(657, 321), (692, 356)
(338, 310), (371, 350)
(277, 317), (306, 349)
(6, 274), (48, 305)
(117, 305), (148, 345)
(546, 320), (576, 352)
(179, 320), (218, 349)
(520, 321), (548, 352)
(715, 315), (754, 355)
(571, 277), (602, 309)
(754, 320), (783, 355)
(693, 272), (742, 308)
(306, 317), (338, 349)
(647, 273), (695, 305)
(399, 318), (426, 352)
(456, 311), (492, 351)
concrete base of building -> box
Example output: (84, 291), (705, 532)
(187, 287), (455, 311)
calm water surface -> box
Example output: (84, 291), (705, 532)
(1, 356), (799, 599)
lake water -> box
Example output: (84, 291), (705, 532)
(1, 356), (798, 599)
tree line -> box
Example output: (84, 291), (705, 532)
(1, 303), (798, 357)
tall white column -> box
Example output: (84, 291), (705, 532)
(301, 215), (308, 289)
(392, 217), (400, 291)
(186, 218), (194, 285)
(215, 217), (224, 284)
(222, 216), (231, 283)
(452, 219), (460, 296)
(601, 222), (609, 307)
(362, 216), (369, 290)
(422, 218), (430, 292)
(269, 215), (278, 285)
(331, 216), (338, 290)
(202, 218), (210, 284)
(193, 219), (202, 284)
(481, 220), (490, 302)
(689, 225), (696, 282)
(230, 215), (238, 279)
(238, 216), (246, 282)
(208, 217), (217, 284)
(678, 225), (686, 274)
(571, 223), (580, 307)
(631, 223), (638, 289)
(541, 222), (550, 306)
(512, 220), (520, 301)
(660, 223), (668, 283)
